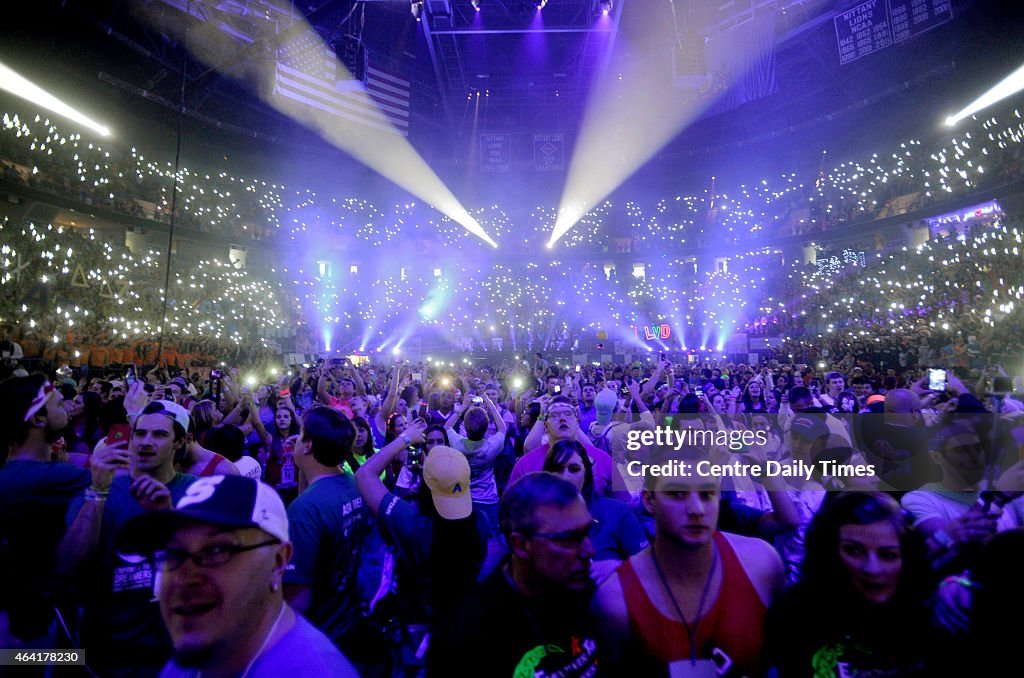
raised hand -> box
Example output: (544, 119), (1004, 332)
(130, 475), (172, 511)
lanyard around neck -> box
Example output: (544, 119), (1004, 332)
(650, 543), (719, 665)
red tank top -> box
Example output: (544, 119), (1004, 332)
(199, 453), (228, 477)
(618, 532), (766, 674)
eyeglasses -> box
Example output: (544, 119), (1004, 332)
(528, 519), (598, 549)
(152, 539), (280, 571)
(547, 409), (576, 420)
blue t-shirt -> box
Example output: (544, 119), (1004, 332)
(445, 429), (506, 504)
(0, 459), (91, 638)
(159, 612), (359, 678)
(66, 472), (197, 676)
(376, 492), (490, 622)
(589, 496), (649, 561)
(284, 474), (371, 646)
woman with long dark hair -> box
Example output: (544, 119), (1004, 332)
(542, 440), (648, 585)
(740, 379), (769, 413)
(63, 390), (102, 455)
(255, 401), (301, 503)
(765, 491), (936, 676)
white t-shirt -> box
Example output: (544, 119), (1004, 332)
(234, 455), (263, 480)
(901, 484), (1024, 531)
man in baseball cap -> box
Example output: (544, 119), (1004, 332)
(58, 398), (199, 676)
(787, 414), (831, 469)
(422, 445), (473, 519)
(115, 475), (358, 677)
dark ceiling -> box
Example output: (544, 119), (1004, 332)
(1, 0), (1022, 192)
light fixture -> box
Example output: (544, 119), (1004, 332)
(599, 0), (612, 15)
(411, 1), (423, 20)
(472, 0), (481, 11)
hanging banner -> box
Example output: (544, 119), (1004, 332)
(480, 134), (511, 172)
(533, 134), (564, 171)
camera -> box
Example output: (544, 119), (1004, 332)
(210, 369), (223, 380)
(992, 376), (1013, 395)
(407, 446), (424, 469)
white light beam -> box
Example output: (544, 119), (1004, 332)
(945, 61), (1024, 127)
(0, 61), (111, 137)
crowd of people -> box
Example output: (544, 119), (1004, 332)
(3, 89), (1024, 676)
(3, 99), (1024, 254)
(4, 212), (1023, 374)
(2, 351), (1023, 676)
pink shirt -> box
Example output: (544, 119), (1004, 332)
(325, 395), (354, 419)
(509, 441), (619, 497)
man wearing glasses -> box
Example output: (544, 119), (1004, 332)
(429, 472), (600, 677)
(509, 398), (621, 498)
(58, 399), (199, 676)
(115, 475), (358, 677)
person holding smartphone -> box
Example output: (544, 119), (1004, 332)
(58, 398), (199, 676)
(443, 391), (508, 540)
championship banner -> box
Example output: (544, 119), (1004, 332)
(480, 134), (511, 172)
(533, 134), (564, 171)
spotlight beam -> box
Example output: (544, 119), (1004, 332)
(551, 3), (772, 248)
(0, 61), (111, 137)
(945, 61), (1024, 127)
(133, 8), (496, 248)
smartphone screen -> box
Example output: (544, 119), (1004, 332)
(575, 364), (581, 373)
(125, 366), (137, 389)
(928, 369), (947, 392)
(107, 423), (132, 445)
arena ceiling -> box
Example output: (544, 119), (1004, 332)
(1, 0), (1022, 179)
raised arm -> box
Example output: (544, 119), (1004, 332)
(57, 440), (128, 575)
(381, 364), (403, 419)
(350, 364), (367, 396)
(482, 393), (507, 436)
(317, 370), (332, 404)
(522, 396), (551, 451)
(355, 419), (425, 517)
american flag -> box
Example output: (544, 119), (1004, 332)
(274, 29), (410, 137)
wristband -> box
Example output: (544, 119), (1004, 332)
(941, 573), (979, 591)
(401, 434), (412, 446)
(85, 487), (109, 502)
